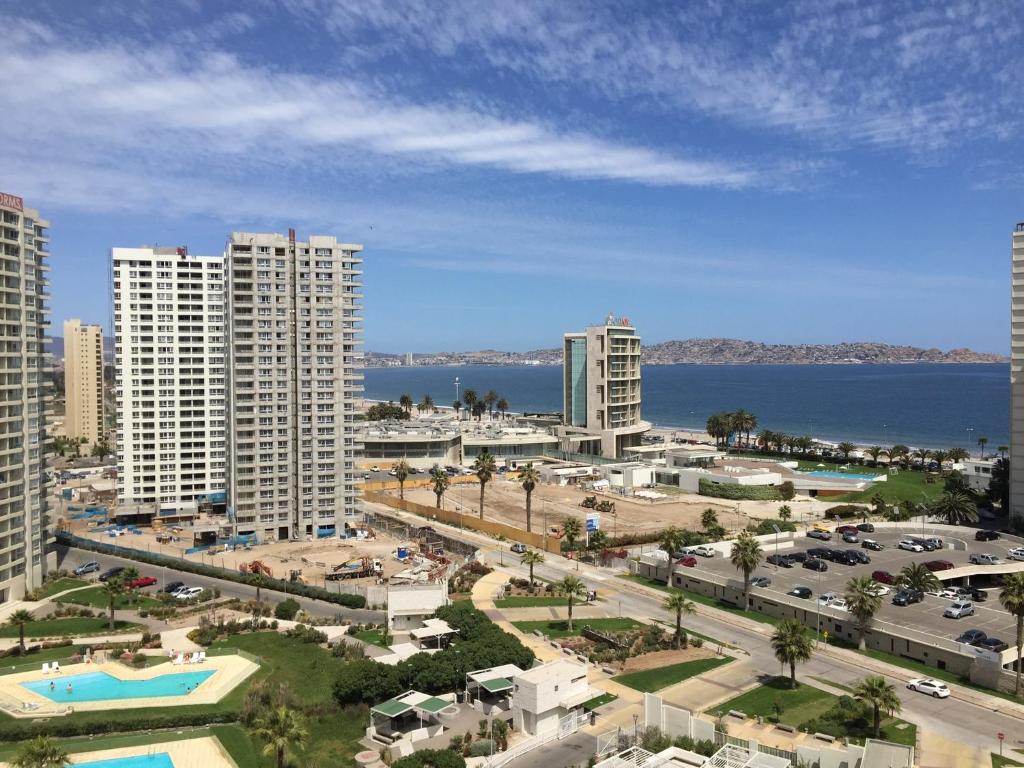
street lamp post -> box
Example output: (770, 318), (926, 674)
(772, 524), (780, 569)
(454, 377), (460, 419)
(815, 567), (823, 646)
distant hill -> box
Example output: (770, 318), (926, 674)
(366, 338), (1007, 366)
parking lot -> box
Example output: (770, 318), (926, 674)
(690, 525), (1023, 652)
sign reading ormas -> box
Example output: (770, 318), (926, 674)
(0, 193), (23, 212)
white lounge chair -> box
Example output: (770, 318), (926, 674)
(197, 651), (206, 663)
(51, 661), (61, 674)
(190, 653), (201, 664)
(41, 663), (50, 675)
(173, 653), (184, 666)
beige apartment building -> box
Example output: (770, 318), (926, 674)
(225, 231), (363, 541)
(62, 319), (104, 447)
(560, 314), (649, 458)
(0, 191), (53, 600)
(1012, 222), (1024, 524)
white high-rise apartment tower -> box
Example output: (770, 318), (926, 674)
(225, 231), (363, 541)
(112, 247), (226, 508)
(0, 191), (52, 600)
(62, 319), (104, 447)
(1011, 222), (1024, 524)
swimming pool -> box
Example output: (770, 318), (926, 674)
(21, 670), (215, 703)
(798, 470), (879, 481)
(74, 754), (174, 768)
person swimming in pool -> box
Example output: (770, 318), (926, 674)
(49, 680), (54, 691)
(66, 683), (72, 695)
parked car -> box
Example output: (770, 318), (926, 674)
(175, 586), (204, 600)
(835, 525), (859, 534)
(911, 537), (938, 551)
(980, 638), (1009, 653)
(786, 551), (809, 564)
(1007, 547), (1024, 562)
(867, 583), (891, 597)
(162, 581), (185, 594)
(892, 589), (923, 606)
(750, 576), (771, 588)
(787, 586), (813, 599)
(872, 570), (896, 585)
(807, 529), (832, 541)
(937, 587), (971, 600)
(842, 532), (859, 544)
(969, 553), (1002, 565)
(944, 600), (975, 619)
(818, 591), (840, 605)
(898, 539), (925, 552)
(803, 558), (828, 572)
(370, 465), (380, 472)
(767, 554), (793, 568)
(857, 523), (875, 533)
(967, 587), (989, 602)
(956, 629), (987, 645)
(975, 529), (1000, 541)
(98, 567), (125, 582)
(692, 545), (715, 558)
(921, 536), (944, 549)
(924, 560), (955, 572)
(862, 539), (884, 551)
(807, 547), (832, 560)
(73, 561), (100, 576)
(678, 556), (698, 568)
(826, 598), (848, 611)
(907, 678), (951, 698)
(128, 576), (158, 589)
(510, 543), (527, 554)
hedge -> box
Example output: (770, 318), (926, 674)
(698, 479), (782, 501)
(55, 532), (366, 609)
(392, 749), (466, 768)
(824, 504), (868, 519)
(0, 709), (239, 741)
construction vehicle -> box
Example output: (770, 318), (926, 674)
(238, 560), (273, 578)
(580, 495), (598, 509)
(326, 556), (383, 581)
(289, 569), (310, 584)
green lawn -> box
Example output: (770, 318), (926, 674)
(56, 586), (163, 610)
(0, 726), (216, 760)
(512, 618), (641, 638)
(993, 754), (1024, 767)
(716, 677), (916, 746)
(613, 656), (732, 692)
(0, 617), (140, 639)
(494, 596), (572, 607)
(30, 578), (88, 600)
(353, 628), (388, 647)
(582, 692), (618, 711)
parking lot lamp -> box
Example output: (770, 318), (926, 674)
(772, 524), (781, 568)
(816, 567), (823, 645)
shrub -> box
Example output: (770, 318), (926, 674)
(748, 519), (797, 535)
(284, 624), (327, 644)
(275, 598), (300, 620)
(468, 739), (495, 757)
(188, 626), (220, 646)
(392, 749), (466, 768)
(698, 479), (782, 501)
(824, 504), (868, 519)
(779, 481), (795, 501)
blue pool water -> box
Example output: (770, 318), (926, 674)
(798, 470), (880, 481)
(22, 670), (215, 703)
(73, 754), (173, 768)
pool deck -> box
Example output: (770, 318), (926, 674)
(0, 654), (258, 716)
(0, 735), (239, 768)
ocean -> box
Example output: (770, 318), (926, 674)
(361, 363), (1010, 451)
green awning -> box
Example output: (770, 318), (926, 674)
(372, 698), (412, 717)
(416, 696), (450, 714)
(479, 677), (513, 693)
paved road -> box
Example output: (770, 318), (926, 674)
(54, 545), (384, 624)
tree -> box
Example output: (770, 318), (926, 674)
(705, 413), (730, 448)
(890, 444), (911, 470)
(521, 550), (544, 584)
(252, 573), (267, 603)
(730, 532), (762, 610)
(912, 448), (930, 470)
(252, 705), (308, 768)
(496, 398), (509, 419)
(931, 449), (949, 474)
(700, 509), (719, 532)
(663, 592), (696, 649)
(393, 458), (411, 500)
(392, 750), (467, 768)
(419, 394), (434, 414)
(989, 457), (1010, 510)
(430, 465), (450, 509)
(483, 390), (499, 419)
(896, 562), (939, 593)
(998, 445), (1009, 459)
(659, 526), (684, 557)
(836, 442), (855, 463)
(930, 490), (978, 526)
(471, 401), (486, 421)
(101, 569), (137, 631)
(853, 675), (901, 739)
(844, 576), (883, 650)
(244, 599), (271, 630)
(333, 658), (403, 705)
(366, 402), (409, 421)
(11, 736), (68, 768)
(7, 609), (34, 653)
(556, 574), (588, 631)
(452, 400), (461, 420)
(756, 430), (774, 452)
(948, 447), (970, 464)
(731, 410), (757, 447)
(562, 516), (582, 552)
(463, 389), (479, 414)
(1000, 573), (1024, 698)
(91, 439), (112, 460)
(777, 505), (792, 522)
(770, 619), (813, 689)
(866, 446), (884, 466)
(399, 394), (414, 415)
(519, 463), (541, 533)
(472, 449), (496, 520)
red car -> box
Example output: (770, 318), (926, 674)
(128, 576), (158, 588)
(677, 556), (698, 568)
(924, 560), (955, 572)
(835, 525), (859, 534)
(872, 570), (896, 585)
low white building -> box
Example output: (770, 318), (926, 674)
(963, 457), (997, 493)
(387, 582), (449, 632)
(511, 660), (598, 736)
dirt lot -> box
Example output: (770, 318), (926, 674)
(618, 646), (715, 673)
(400, 478), (831, 538)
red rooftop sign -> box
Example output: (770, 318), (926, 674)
(0, 193), (23, 212)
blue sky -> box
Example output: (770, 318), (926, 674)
(2, 0), (1020, 354)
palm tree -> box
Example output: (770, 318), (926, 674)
(519, 462), (541, 533)
(496, 398), (509, 419)
(562, 516), (582, 552)
(731, 410), (756, 448)
(663, 592), (696, 649)
(472, 449), (497, 519)
(399, 394), (413, 415)
(931, 490), (978, 526)
(778, 505), (792, 522)
(430, 465), (450, 509)
(836, 442), (856, 463)
(7, 609), (34, 653)
(756, 430), (775, 452)
(930, 449), (949, 474)
(659, 526), (684, 557)
(783, 435), (798, 455)
(998, 445), (1009, 459)
(101, 569), (136, 630)
(556, 574), (588, 631)
(418, 394), (434, 414)
(252, 705), (308, 768)
(896, 562), (939, 593)
(844, 576), (883, 650)
(730, 532), (762, 610)
(701, 508), (719, 531)
(452, 400), (461, 420)
(866, 446), (884, 466)
(252, 573), (267, 603)
(948, 447), (970, 464)
(853, 675), (901, 739)
(393, 458), (410, 500)
(463, 389), (479, 415)
(11, 736), (68, 768)
(705, 413), (729, 448)
(483, 390), (499, 419)
(911, 448), (930, 471)
(1000, 573), (1024, 697)
(471, 400), (486, 421)
(521, 550), (544, 584)
(889, 444), (911, 470)
(770, 619), (813, 689)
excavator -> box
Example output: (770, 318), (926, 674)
(238, 560), (273, 578)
